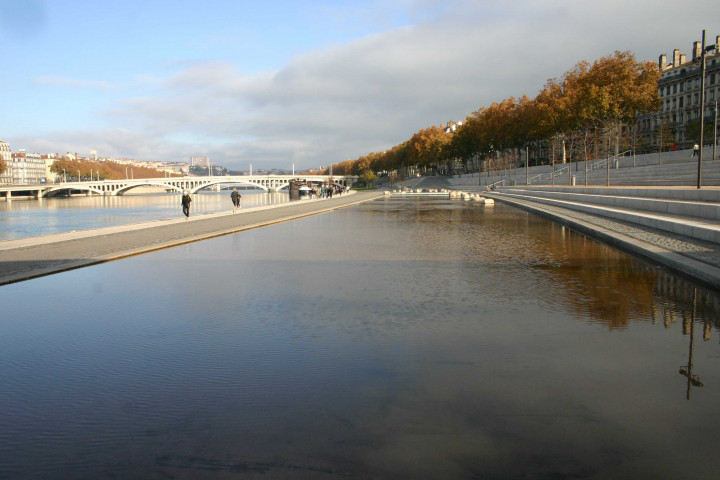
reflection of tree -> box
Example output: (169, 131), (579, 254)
(525, 224), (720, 333)
(536, 226), (658, 329)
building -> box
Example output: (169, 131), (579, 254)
(190, 156), (210, 168)
(638, 34), (720, 151)
(9, 150), (48, 184)
(0, 141), (11, 185)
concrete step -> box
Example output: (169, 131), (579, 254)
(490, 189), (720, 244)
(498, 188), (720, 222)
(498, 186), (720, 201)
(451, 147), (720, 187)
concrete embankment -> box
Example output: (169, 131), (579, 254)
(0, 190), (385, 286)
(484, 187), (720, 291)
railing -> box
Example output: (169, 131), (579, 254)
(487, 180), (506, 190)
(525, 151), (633, 185)
(529, 164), (571, 184)
(590, 150), (633, 170)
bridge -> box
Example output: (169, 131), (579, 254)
(0, 174), (357, 199)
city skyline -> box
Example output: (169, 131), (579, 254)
(1, 0), (719, 171)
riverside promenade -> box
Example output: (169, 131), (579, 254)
(0, 190), (385, 286)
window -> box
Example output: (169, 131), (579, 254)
(679, 97), (684, 107)
(673, 84), (677, 94)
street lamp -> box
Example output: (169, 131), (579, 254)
(714, 100), (718, 161)
(697, 30), (718, 188)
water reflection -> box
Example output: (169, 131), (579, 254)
(0, 196), (718, 479)
(0, 190), (290, 240)
(679, 288), (705, 400)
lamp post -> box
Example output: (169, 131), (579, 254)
(697, 30), (718, 188)
(714, 100), (718, 161)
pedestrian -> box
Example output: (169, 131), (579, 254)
(181, 190), (192, 219)
(231, 188), (241, 213)
(692, 143), (699, 157)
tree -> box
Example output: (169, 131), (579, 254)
(50, 156), (176, 180)
(335, 50), (661, 180)
(357, 169), (377, 187)
(406, 126), (450, 173)
(0, 158), (6, 176)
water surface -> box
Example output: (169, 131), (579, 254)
(0, 197), (718, 479)
(0, 190), (289, 240)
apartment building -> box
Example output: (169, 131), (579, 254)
(638, 34), (720, 151)
(9, 150), (48, 184)
(0, 141), (11, 185)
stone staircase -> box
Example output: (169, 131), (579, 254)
(451, 146), (720, 188)
(488, 185), (720, 244)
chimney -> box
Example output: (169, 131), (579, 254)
(659, 54), (667, 70)
(680, 53), (686, 65)
(693, 41), (701, 61)
(673, 49), (681, 66)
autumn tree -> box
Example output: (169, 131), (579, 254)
(50, 156), (176, 180)
(559, 51), (660, 164)
(0, 159), (6, 176)
(336, 50), (660, 179)
(357, 169), (378, 187)
(406, 126), (450, 173)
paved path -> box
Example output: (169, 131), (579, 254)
(0, 190), (385, 286)
(486, 193), (720, 290)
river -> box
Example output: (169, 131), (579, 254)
(0, 189), (290, 241)
(0, 196), (718, 479)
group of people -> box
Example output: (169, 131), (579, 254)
(316, 184), (344, 198)
(180, 188), (241, 219)
(180, 184), (345, 218)
(319, 184), (343, 198)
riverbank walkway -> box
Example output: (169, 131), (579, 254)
(0, 190), (385, 286)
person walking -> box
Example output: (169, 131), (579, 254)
(181, 190), (192, 219)
(231, 188), (241, 213)
(692, 143), (700, 157)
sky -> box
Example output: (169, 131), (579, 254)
(1, 0), (720, 172)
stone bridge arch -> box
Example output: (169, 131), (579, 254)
(187, 179), (272, 194)
(113, 182), (183, 195)
(40, 185), (105, 198)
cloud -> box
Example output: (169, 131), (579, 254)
(8, 0), (720, 171)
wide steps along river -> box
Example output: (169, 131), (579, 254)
(485, 185), (720, 290)
(492, 186), (720, 243)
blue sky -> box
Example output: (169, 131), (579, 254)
(2, 0), (720, 171)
